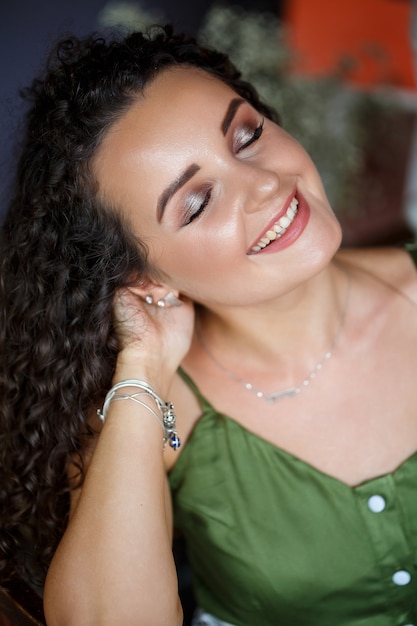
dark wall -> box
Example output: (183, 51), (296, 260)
(0, 0), (281, 215)
(0, 0), (212, 214)
(1, 0), (105, 211)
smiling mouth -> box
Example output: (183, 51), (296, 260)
(250, 196), (299, 253)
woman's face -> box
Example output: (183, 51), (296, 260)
(93, 67), (342, 308)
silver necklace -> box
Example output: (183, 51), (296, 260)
(196, 271), (350, 404)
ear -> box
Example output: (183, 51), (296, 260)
(128, 280), (182, 307)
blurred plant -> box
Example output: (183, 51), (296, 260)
(98, 1), (165, 31)
(199, 3), (374, 214)
(98, 1), (401, 218)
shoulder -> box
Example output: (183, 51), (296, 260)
(335, 246), (417, 305)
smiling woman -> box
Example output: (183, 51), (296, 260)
(93, 64), (340, 308)
(1, 25), (417, 626)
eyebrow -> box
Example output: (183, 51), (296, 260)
(221, 97), (245, 135)
(157, 98), (245, 222)
(157, 163), (201, 222)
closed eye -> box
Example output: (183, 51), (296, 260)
(180, 115), (264, 227)
(184, 186), (212, 225)
(234, 118), (264, 153)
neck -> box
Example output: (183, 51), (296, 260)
(194, 259), (349, 375)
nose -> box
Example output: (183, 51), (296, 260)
(241, 165), (280, 214)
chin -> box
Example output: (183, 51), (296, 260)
(300, 212), (343, 272)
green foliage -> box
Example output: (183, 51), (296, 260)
(200, 4), (369, 213)
(98, 1), (401, 216)
(98, 1), (164, 31)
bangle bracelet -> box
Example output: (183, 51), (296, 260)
(97, 379), (181, 450)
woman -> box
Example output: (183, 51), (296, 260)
(1, 26), (417, 626)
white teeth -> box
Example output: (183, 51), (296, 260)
(279, 215), (291, 229)
(251, 197), (299, 253)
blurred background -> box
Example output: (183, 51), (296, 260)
(1, 0), (416, 246)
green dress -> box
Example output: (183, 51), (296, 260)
(169, 370), (417, 626)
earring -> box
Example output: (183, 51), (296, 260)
(163, 292), (182, 307)
(146, 292), (182, 308)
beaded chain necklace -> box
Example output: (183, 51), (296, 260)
(196, 271), (350, 404)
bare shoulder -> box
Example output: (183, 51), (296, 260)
(336, 246), (417, 305)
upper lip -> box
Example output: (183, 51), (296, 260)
(248, 190), (297, 251)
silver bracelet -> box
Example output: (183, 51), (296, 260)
(97, 379), (181, 450)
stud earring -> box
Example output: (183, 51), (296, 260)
(163, 292), (182, 307)
(145, 292), (182, 308)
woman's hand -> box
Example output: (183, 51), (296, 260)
(113, 287), (195, 390)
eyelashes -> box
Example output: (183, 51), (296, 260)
(184, 186), (212, 225)
(183, 116), (265, 226)
(234, 117), (264, 153)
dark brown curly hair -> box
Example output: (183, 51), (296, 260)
(0, 25), (279, 588)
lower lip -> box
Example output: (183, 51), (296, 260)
(249, 192), (310, 255)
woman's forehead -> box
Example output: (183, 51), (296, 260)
(94, 68), (237, 177)
(97, 68), (235, 157)
(92, 67), (238, 219)
(130, 67), (235, 126)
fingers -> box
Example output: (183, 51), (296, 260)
(113, 286), (194, 384)
(113, 286), (194, 351)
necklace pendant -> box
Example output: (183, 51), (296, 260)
(196, 266), (350, 404)
(265, 387), (299, 403)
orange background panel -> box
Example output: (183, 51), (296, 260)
(285, 0), (417, 90)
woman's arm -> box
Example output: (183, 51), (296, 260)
(43, 288), (194, 626)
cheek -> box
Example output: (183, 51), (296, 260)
(272, 131), (316, 175)
(157, 236), (235, 275)
(148, 228), (241, 294)
(164, 214), (241, 264)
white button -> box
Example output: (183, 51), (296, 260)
(367, 495), (386, 513)
(392, 570), (411, 586)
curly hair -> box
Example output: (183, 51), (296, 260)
(0, 25), (279, 587)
